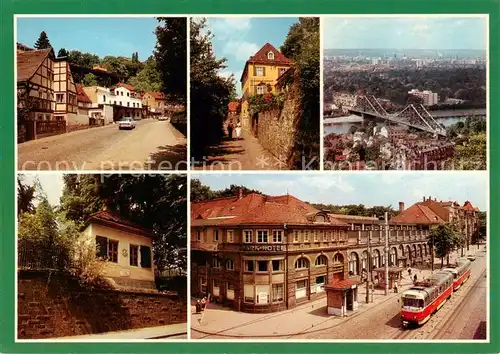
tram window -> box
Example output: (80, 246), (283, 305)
(403, 298), (423, 308)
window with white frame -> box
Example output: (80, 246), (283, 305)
(226, 259), (235, 270)
(245, 260), (254, 272)
(212, 258), (221, 268)
(267, 51), (275, 60)
(272, 230), (283, 243)
(257, 230), (268, 243)
(244, 230), (253, 243)
(293, 230), (299, 243)
(315, 255), (327, 266)
(256, 85), (265, 95)
(304, 230), (310, 242)
(227, 230), (234, 243)
(244, 284), (254, 303)
(313, 230), (318, 242)
(295, 258), (309, 269)
(272, 259), (283, 272)
(255, 67), (264, 76)
(257, 260), (268, 272)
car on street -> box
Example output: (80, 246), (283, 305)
(118, 117), (136, 130)
(158, 116), (169, 121)
(467, 254), (476, 261)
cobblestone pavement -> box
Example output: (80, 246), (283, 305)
(18, 119), (187, 170)
(192, 129), (284, 171)
(191, 246), (486, 340)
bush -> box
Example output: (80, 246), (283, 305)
(71, 240), (107, 288)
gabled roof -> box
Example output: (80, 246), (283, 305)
(462, 201), (476, 211)
(191, 193), (348, 227)
(391, 203), (444, 225)
(145, 91), (165, 100)
(17, 48), (54, 82)
(113, 82), (136, 92)
(240, 43), (292, 82)
(86, 210), (152, 238)
(76, 84), (92, 103)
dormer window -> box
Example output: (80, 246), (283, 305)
(267, 51), (274, 60)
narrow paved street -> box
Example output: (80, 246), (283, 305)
(18, 119), (187, 170)
(191, 247), (487, 340)
(193, 129), (285, 171)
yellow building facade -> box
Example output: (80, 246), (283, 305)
(239, 43), (292, 126)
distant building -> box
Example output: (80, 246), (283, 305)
(408, 89), (439, 106)
(142, 91), (166, 117)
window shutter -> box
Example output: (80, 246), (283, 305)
(140, 245), (152, 268)
(263, 67), (266, 76)
(96, 236), (108, 258)
(253, 66), (256, 76)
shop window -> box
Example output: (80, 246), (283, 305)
(272, 284), (284, 302)
(255, 285), (269, 304)
(244, 284), (254, 303)
(296, 279), (307, 289)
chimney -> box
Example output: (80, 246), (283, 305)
(428, 196), (431, 201)
(423, 196), (426, 202)
(399, 202), (405, 213)
(238, 188), (243, 200)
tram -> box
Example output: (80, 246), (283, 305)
(442, 259), (472, 291)
(400, 270), (454, 327)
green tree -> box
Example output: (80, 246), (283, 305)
(477, 211), (487, 240)
(428, 224), (456, 268)
(17, 175), (35, 215)
(82, 73), (98, 86)
(101, 56), (129, 81)
(454, 134), (487, 170)
(57, 48), (69, 58)
(155, 17), (187, 105)
(190, 18), (234, 160)
(34, 31), (51, 49)
(280, 17), (320, 169)
(67, 50), (100, 68)
(127, 56), (162, 92)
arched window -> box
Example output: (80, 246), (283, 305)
(349, 252), (359, 275)
(226, 259), (234, 270)
(267, 51), (274, 60)
(333, 253), (344, 264)
(295, 257), (309, 269)
(212, 258), (221, 268)
(315, 255), (327, 266)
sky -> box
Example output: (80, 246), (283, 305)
(201, 17), (299, 96)
(192, 172), (488, 211)
(17, 17), (158, 61)
(323, 16), (487, 50)
(21, 173), (64, 206)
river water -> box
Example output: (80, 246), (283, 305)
(323, 115), (484, 135)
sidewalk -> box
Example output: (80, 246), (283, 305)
(55, 323), (187, 340)
(194, 129), (285, 170)
(191, 249), (477, 338)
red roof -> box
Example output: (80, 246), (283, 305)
(240, 43), (292, 82)
(462, 201), (476, 211)
(17, 48), (53, 82)
(87, 210), (152, 238)
(391, 203), (444, 224)
(146, 91), (165, 100)
(192, 193), (348, 227)
(114, 82), (136, 92)
(228, 101), (240, 113)
(76, 84), (92, 103)
(325, 279), (362, 291)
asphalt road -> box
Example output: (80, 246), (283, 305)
(18, 119), (187, 171)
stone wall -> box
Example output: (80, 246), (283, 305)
(18, 270), (186, 339)
(256, 87), (301, 162)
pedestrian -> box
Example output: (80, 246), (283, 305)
(413, 274), (417, 284)
(235, 120), (242, 140)
(394, 281), (399, 293)
(201, 297), (206, 310)
(408, 267), (412, 277)
(227, 120), (234, 140)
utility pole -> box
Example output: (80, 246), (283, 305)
(431, 231), (434, 274)
(385, 212), (389, 296)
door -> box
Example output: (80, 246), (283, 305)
(346, 289), (353, 310)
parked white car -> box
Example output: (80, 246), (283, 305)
(118, 117), (136, 130)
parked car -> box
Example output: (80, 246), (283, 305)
(118, 117), (136, 130)
(158, 116), (169, 121)
(467, 254), (476, 261)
